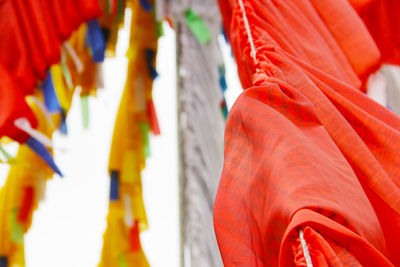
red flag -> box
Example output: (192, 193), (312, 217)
(25, 0), (61, 67)
(17, 186), (35, 224)
(13, 0), (48, 80)
(0, 65), (37, 143)
(129, 221), (141, 252)
(0, 0), (37, 95)
(147, 100), (161, 135)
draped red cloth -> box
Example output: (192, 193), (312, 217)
(0, 0), (102, 95)
(0, 0), (101, 142)
(214, 0), (400, 266)
(349, 0), (400, 65)
(0, 65), (37, 143)
(0, 0), (37, 95)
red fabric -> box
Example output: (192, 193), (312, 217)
(64, 0), (84, 35)
(50, 0), (75, 41)
(147, 100), (161, 136)
(0, 0), (98, 94)
(349, 0), (400, 65)
(49, 0), (101, 41)
(281, 211), (393, 266)
(17, 186), (34, 223)
(309, 0), (381, 83)
(13, 0), (48, 80)
(0, 0), (102, 144)
(25, 0), (61, 67)
(214, 0), (400, 266)
(220, 0), (380, 91)
(129, 221), (141, 252)
(0, 65), (37, 143)
(111, 0), (118, 16)
(0, 0), (37, 95)
(77, 0), (102, 21)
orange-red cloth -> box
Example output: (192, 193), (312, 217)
(219, 0), (381, 91)
(214, 0), (400, 266)
(349, 0), (400, 65)
(0, 0), (102, 96)
(49, 0), (102, 41)
(25, 0), (61, 68)
(0, 0), (37, 95)
(0, 65), (37, 143)
(0, 0), (102, 143)
(13, 0), (48, 80)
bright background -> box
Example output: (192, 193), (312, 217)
(0, 13), (242, 267)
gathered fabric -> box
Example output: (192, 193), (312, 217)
(349, 0), (400, 65)
(214, 0), (400, 266)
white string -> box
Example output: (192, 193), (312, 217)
(63, 42), (84, 73)
(299, 229), (313, 267)
(123, 194), (134, 227)
(14, 117), (53, 148)
(30, 96), (55, 129)
(237, 0), (259, 71)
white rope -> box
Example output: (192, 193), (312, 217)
(299, 229), (313, 267)
(63, 42), (84, 73)
(30, 96), (55, 129)
(14, 117), (53, 148)
(237, 0), (259, 70)
(123, 194), (134, 227)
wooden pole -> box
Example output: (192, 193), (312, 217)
(175, 20), (186, 267)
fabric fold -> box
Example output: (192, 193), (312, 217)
(214, 0), (400, 265)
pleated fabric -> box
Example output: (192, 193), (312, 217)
(214, 0), (400, 266)
(349, 0), (400, 65)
